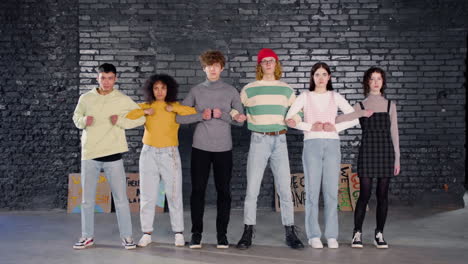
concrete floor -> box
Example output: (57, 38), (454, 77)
(1, 194), (467, 264)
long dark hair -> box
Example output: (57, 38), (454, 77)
(362, 67), (386, 96)
(309, 62), (333, 91)
(142, 74), (178, 103)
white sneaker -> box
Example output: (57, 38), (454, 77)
(137, 234), (152, 247)
(174, 233), (185, 247)
(327, 238), (339, 249)
(308, 237), (323, 249)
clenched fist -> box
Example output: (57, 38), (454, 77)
(202, 109), (212, 120)
(110, 115), (118, 125)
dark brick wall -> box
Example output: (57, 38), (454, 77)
(0, 0), (80, 209)
(0, 0), (466, 209)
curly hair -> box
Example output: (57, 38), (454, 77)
(309, 62), (333, 91)
(142, 74), (179, 103)
(256, 61), (282, 80)
(362, 67), (386, 97)
(199, 50), (226, 68)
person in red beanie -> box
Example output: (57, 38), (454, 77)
(231, 48), (304, 250)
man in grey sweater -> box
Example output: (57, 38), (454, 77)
(176, 50), (245, 249)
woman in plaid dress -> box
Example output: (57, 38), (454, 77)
(337, 67), (400, 249)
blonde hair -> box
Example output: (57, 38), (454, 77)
(256, 61), (282, 80)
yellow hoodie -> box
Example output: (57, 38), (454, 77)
(73, 88), (145, 160)
(126, 101), (196, 148)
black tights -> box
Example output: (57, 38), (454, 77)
(354, 177), (390, 232)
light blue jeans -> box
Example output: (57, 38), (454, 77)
(81, 159), (132, 239)
(302, 139), (341, 239)
(139, 145), (184, 233)
(244, 133), (294, 226)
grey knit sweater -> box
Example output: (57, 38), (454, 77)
(176, 79), (244, 152)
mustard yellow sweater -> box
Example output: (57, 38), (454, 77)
(126, 101), (196, 148)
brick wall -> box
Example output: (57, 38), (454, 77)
(0, 0), (80, 209)
(0, 0), (466, 209)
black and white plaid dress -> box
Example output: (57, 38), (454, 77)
(357, 100), (394, 178)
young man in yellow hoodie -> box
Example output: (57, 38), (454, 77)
(72, 63), (145, 250)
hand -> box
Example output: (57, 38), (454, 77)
(363, 110), (374, 118)
(110, 115), (118, 125)
(394, 166), (400, 176)
(85, 116), (94, 126)
(165, 105), (173, 112)
(202, 109), (212, 120)
(144, 108), (155, 115)
(213, 108), (222, 119)
(323, 122), (336, 132)
(234, 114), (247, 122)
(285, 119), (296, 128)
(311, 122), (323, 132)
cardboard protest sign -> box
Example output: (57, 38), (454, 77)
(275, 173), (305, 212)
(338, 164), (353, 211)
(349, 172), (368, 211)
(126, 173), (165, 213)
(67, 173), (111, 213)
(274, 164), (354, 212)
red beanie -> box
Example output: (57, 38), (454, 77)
(257, 48), (279, 64)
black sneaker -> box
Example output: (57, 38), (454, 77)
(285, 225), (304, 249)
(374, 230), (388, 249)
(189, 233), (202, 249)
(217, 234), (229, 249)
(236, 224), (254, 250)
(351, 230), (363, 248)
(122, 237), (136, 250)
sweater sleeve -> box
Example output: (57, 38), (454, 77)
(172, 102), (197, 116)
(114, 97), (146, 129)
(285, 92), (311, 131)
(126, 102), (148, 120)
(334, 93), (359, 132)
(72, 96), (87, 129)
(335, 104), (366, 123)
(176, 89), (204, 124)
(390, 102), (400, 167)
(220, 88), (245, 126)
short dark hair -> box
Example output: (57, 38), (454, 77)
(199, 50), (226, 68)
(142, 74), (179, 103)
(362, 67), (386, 96)
(97, 63), (117, 75)
(309, 62), (333, 91)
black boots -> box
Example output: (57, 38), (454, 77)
(236, 224), (254, 249)
(237, 225), (304, 250)
(285, 225), (304, 249)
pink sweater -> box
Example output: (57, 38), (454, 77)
(286, 91), (359, 140)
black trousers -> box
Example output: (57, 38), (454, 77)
(190, 147), (232, 236)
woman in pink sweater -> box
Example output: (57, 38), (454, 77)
(286, 62), (372, 249)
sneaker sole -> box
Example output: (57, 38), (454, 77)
(374, 241), (389, 249)
(73, 242), (94, 250)
(137, 243), (151, 247)
(175, 243), (185, 247)
(310, 245), (324, 249)
(189, 244), (202, 249)
(351, 244), (363, 248)
(125, 246), (136, 250)
(217, 245), (229, 249)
